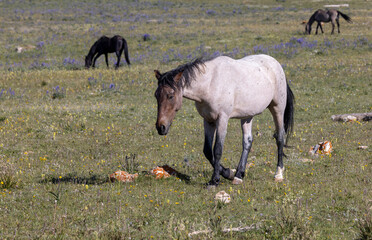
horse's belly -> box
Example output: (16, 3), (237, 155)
(230, 98), (272, 119)
(229, 81), (275, 118)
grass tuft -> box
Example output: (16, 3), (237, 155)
(356, 208), (372, 240)
(0, 166), (20, 190)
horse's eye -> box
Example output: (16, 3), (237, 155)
(168, 95), (174, 100)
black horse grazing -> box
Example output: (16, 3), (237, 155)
(85, 35), (130, 69)
(305, 9), (352, 35)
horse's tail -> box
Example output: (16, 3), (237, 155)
(122, 39), (131, 65)
(337, 11), (352, 23)
(284, 83), (295, 144)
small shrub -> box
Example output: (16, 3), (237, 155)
(356, 210), (372, 240)
(48, 184), (64, 204)
(143, 33), (151, 41)
(48, 85), (66, 99)
(121, 154), (139, 173)
(101, 83), (117, 92)
(99, 226), (128, 240)
(262, 192), (317, 239)
(87, 77), (97, 87)
(0, 167), (19, 189)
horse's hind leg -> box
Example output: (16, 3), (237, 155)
(115, 50), (122, 69)
(203, 119), (234, 186)
(330, 20), (336, 34)
(233, 118), (253, 185)
(336, 19), (340, 33)
(115, 41), (124, 69)
(210, 116), (230, 187)
(269, 105), (286, 182)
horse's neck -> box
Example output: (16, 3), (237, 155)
(182, 83), (203, 103)
(182, 69), (211, 103)
(308, 16), (315, 26)
(88, 43), (97, 57)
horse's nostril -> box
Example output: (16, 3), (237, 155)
(160, 125), (166, 132)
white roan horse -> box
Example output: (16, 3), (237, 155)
(154, 54), (294, 188)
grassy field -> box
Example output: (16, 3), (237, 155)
(0, 0), (371, 239)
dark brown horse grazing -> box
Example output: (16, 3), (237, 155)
(305, 9), (352, 35)
(85, 35), (130, 69)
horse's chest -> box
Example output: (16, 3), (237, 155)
(194, 102), (220, 122)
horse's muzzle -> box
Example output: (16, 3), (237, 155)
(156, 124), (169, 135)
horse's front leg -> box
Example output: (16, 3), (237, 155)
(207, 116), (229, 188)
(233, 118), (253, 185)
(319, 23), (324, 33)
(203, 120), (235, 183)
(105, 54), (109, 68)
(92, 53), (102, 68)
(315, 22), (320, 34)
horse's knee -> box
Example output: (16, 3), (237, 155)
(243, 136), (253, 150)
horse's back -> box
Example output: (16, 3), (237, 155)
(238, 54), (286, 87)
(202, 55), (286, 119)
(95, 35), (124, 53)
(239, 55), (287, 108)
(98, 35), (109, 42)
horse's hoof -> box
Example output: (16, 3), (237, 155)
(228, 169), (236, 180)
(206, 180), (219, 191)
(274, 176), (284, 182)
(232, 177), (243, 185)
(206, 184), (217, 191)
(274, 166), (285, 182)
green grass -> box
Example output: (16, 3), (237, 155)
(0, 0), (371, 239)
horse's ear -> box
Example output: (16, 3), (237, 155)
(154, 70), (162, 80)
(174, 71), (183, 83)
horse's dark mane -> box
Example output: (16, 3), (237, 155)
(87, 41), (98, 57)
(159, 56), (216, 89)
(307, 10), (318, 26)
(87, 37), (103, 58)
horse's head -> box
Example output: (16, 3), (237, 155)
(305, 23), (311, 34)
(85, 55), (92, 68)
(154, 70), (183, 135)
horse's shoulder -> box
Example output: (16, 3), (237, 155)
(97, 36), (108, 41)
